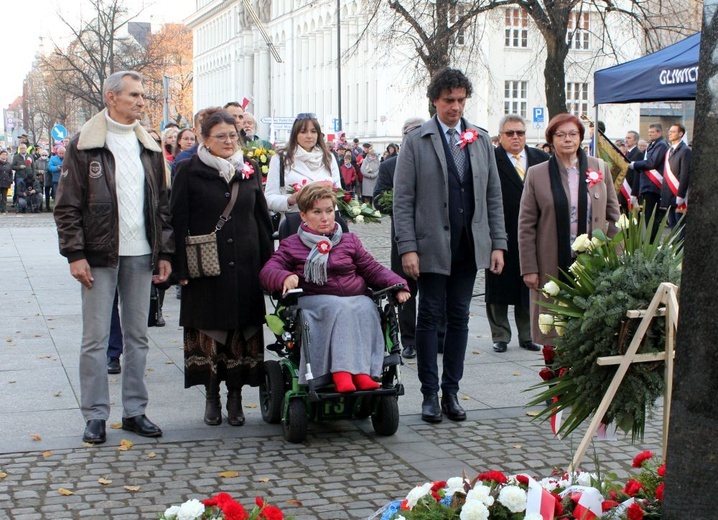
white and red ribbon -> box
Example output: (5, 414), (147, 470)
(664, 152), (680, 196)
(525, 476), (556, 520)
(645, 169), (663, 190)
(242, 162), (255, 180)
(457, 129), (478, 148)
(621, 180), (633, 209)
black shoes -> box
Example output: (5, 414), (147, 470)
(492, 341), (508, 353)
(107, 357), (121, 374)
(441, 394), (467, 421)
(82, 419), (106, 444)
(121, 415), (163, 437)
(155, 313), (166, 327)
(226, 390), (245, 426)
(401, 345), (417, 359)
(520, 341), (541, 352)
(421, 394), (443, 423)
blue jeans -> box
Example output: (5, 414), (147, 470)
(415, 263), (477, 396)
(79, 255), (152, 420)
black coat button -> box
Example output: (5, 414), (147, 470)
(225, 192), (230, 198)
(228, 262), (235, 267)
(227, 238), (234, 244)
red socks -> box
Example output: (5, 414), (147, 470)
(332, 372), (380, 392)
(332, 371), (356, 393)
(353, 373), (380, 390)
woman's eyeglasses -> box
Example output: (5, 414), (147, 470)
(296, 113), (317, 120)
(501, 130), (526, 137)
(554, 131), (581, 139)
(209, 133), (239, 142)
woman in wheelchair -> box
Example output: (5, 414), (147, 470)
(260, 183), (410, 393)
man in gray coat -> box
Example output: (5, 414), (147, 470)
(393, 68), (507, 423)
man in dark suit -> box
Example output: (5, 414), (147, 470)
(619, 130), (643, 212)
(394, 68), (507, 423)
(630, 123), (669, 238)
(661, 123), (691, 229)
(486, 115), (548, 354)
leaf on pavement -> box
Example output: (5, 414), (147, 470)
(53, 391), (62, 397)
(286, 499), (303, 506)
(461, 396), (470, 400)
(31, 434), (42, 441)
(117, 439), (134, 451)
(258, 477), (270, 482)
(124, 485), (140, 492)
(512, 372), (521, 376)
(110, 422), (123, 429)
(526, 410), (540, 417)
(245, 403), (258, 409)
(0, 472), (7, 479)
(220, 471), (239, 479)
(58, 488), (74, 496)
(81, 442), (95, 448)
(98, 478), (112, 485)
(513, 445), (522, 449)
(42, 451), (53, 458)
(147, 452), (157, 458)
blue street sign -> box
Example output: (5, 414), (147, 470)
(51, 124), (68, 141)
(333, 118), (341, 132)
(532, 107), (544, 123)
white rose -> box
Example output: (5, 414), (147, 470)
(466, 484), (494, 506)
(405, 483), (432, 508)
(355, 215), (365, 223)
(374, 210), (381, 218)
(568, 261), (580, 274)
(498, 485), (527, 513)
(576, 472), (597, 487)
(163, 506), (181, 519)
(571, 233), (591, 252)
(591, 236), (604, 248)
(538, 314), (554, 334)
(542, 280), (560, 297)
(177, 499), (205, 520)
(459, 500), (490, 520)
(554, 320), (567, 336)
(352, 206), (361, 216)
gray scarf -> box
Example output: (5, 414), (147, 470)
(297, 222), (343, 285)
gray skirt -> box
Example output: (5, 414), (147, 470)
(297, 294), (385, 384)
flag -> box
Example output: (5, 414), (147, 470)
(596, 130), (630, 196)
(525, 476), (556, 520)
(241, 96), (252, 110)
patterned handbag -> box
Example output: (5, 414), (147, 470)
(184, 182), (239, 279)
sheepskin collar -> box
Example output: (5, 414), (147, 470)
(76, 109), (161, 153)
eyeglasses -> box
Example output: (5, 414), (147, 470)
(502, 130), (526, 137)
(209, 133), (239, 142)
(296, 113), (317, 120)
(554, 131), (581, 139)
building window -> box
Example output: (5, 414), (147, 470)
(566, 82), (589, 118)
(505, 8), (528, 48)
(568, 12), (590, 50)
(450, 3), (467, 46)
(504, 81), (527, 118)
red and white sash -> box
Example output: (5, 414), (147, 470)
(645, 168), (663, 190)
(664, 149), (680, 196)
(621, 180), (633, 208)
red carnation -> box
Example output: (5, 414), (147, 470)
(259, 505), (284, 520)
(223, 501), (249, 520)
(608, 490), (618, 501)
(656, 482), (665, 502)
(343, 192), (352, 202)
(627, 502), (645, 520)
(657, 463), (666, 477)
(431, 481), (446, 492)
(477, 471), (508, 484)
(539, 367), (556, 381)
(554, 496), (564, 516)
(602, 500), (620, 512)
(255, 497), (265, 508)
(632, 450), (654, 468)
(431, 490), (441, 501)
(516, 475), (529, 486)
(624, 478), (643, 497)
(542, 345), (555, 364)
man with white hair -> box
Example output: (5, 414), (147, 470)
(54, 70), (174, 444)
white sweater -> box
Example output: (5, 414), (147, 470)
(105, 113), (151, 256)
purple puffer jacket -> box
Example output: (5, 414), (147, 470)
(260, 231), (407, 296)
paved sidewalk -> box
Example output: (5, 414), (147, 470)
(0, 213), (664, 519)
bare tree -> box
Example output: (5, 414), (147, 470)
(365, 0), (699, 118)
(40, 0), (155, 113)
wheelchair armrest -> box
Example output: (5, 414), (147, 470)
(371, 283), (405, 302)
(275, 288), (304, 306)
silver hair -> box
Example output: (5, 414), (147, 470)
(626, 130), (639, 141)
(402, 117), (425, 135)
(102, 71), (143, 105)
(162, 127), (179, 140)
(498, 114), (526, 132)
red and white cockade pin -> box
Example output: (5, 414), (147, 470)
(242, 162), (255, 179)
(457, 129), (479, 148)
(317, 241), (332, 254)
(586, 169), (603, 188)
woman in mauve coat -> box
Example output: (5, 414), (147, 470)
(260, 183), (410, 393)
(171, 109), (273, 427)
(518, 113), (620, 346)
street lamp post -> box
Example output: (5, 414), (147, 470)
(336, 0), (342, 133)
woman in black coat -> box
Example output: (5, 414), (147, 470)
(0, 149), (13, 213)
(171, 109), (273, 427)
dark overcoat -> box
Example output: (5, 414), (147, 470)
(170, 155), (273, 330)
(485, 145), (548, 306)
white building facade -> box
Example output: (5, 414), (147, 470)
(186, 1), (655, 145)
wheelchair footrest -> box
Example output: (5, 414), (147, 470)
(308, 386), (400, 403)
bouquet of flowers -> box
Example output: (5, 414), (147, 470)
(377, 452), (665, 519)
(288, 180), (383, 224)
(243, 144), (276, 184)
(160, 493), (286, 520)
(529, 210), (683, 440)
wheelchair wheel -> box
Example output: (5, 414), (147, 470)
(371, 395), (399, 436)
(283, 398), (308, 443)
(259, 360), (284, 424)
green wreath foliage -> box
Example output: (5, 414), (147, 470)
(528, 210), (682, 440)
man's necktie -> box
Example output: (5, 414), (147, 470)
(447, 128), (466, 181)
(512, 154), (525, 180)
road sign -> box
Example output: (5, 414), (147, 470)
(532, 107), (544, 123)
(260, 116), (294, 131)
(52, 124), (68, 141)
(333, 118), (341, 132)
